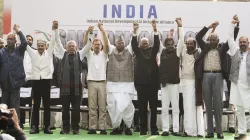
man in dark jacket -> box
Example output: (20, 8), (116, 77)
(0, 24), (27, 119)
(195, 21), (239, 139)
(131, 20), (160, 135)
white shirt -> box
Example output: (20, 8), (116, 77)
(23, 50), (32, 80)
(86, 51), (108, 81)
(26, 31), (56, 80)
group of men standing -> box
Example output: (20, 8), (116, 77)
(0, 15), (249, 140)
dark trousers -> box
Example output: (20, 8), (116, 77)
(20, 102), (31, 124)
(20, 81), (33, 125)
(226, 78), (231, 96)
(2, 88), (20, 120)
(136, 84), (158, 132)
(31, 79), (51, 127)
(132, 101), (140, 128)
(61, 95), (81, 131)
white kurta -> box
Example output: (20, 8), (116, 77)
(23, 50), (32, 81)
(177, 26), (204, 136)
(230, 51), (250, 109)
(228, 23), (250, 134)
(106, 43), (136, 128)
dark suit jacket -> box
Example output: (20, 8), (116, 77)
(131, 34), (160, 87)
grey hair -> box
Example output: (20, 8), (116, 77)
(0, 38), (4, 42)
(140, 37), (149, 43)
(66, 40), (78, 50)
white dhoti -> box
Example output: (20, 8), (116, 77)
(196, 106), (205, 136)
(230, 81), (250, 134)
(106, 82), (135, 128)
(161, 84), (179, 132)
(181, 79), (197, 136)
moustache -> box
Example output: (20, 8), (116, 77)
(166, 47), (174, 53)
(209, 44), (218, 49)
(240, 45), (247, 48)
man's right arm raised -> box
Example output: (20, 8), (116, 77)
(54, 29), (66, 59)
(79, 26), (94, 61)
(228, 18), (239, 56)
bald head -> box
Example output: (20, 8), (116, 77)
(208, 33), (219, 49)
(0, 38), (4, 49)
(7, 33), (17, 48)
(186, 38), (196, 52)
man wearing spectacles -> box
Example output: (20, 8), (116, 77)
(0, 24), (28, 121)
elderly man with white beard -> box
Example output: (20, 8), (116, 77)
(106, 34), (135, 135)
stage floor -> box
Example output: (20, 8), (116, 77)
(22, 128), (249, 140)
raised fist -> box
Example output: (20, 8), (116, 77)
(52, 21), (59, 30)
(175, 17), (182, 27)
(87, 26), (94, 34)
(98, 22), (104, 31)
(232, 15), (240, 24)
(133, 22), (139, 34)
(151, 19), (157, 32)
(13, 24), (20, 32)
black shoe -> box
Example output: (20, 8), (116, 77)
(229, 127), (235, 133)
(182, 132), (190, 137)
(100, 130), (107, 135)
(88, 129), (97, 134)
(50, 126), (56, 130)
(44, 127), (53, 134)
(110, 128), (123, 135)
(151, 131), (159, 135)
(30, 126), (39, 134)
(205, 133), (214, 138)
(140, 130), (147, 135)
(197, 135), (204, 138)
(134, 125), (140, 132)
(172, 132), (181, 136)
(60, 130), (70, 134)
(161, 131), (169, 136)
(217, 133), (224, 139)
(125, 128), (132, 135)
(73, 129), (79, 135)
(20, 124), (24, 130)
(234, 134), (246, 140)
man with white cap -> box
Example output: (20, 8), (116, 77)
(106, 34), (135, 135)
(28, 21), (58, 134)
